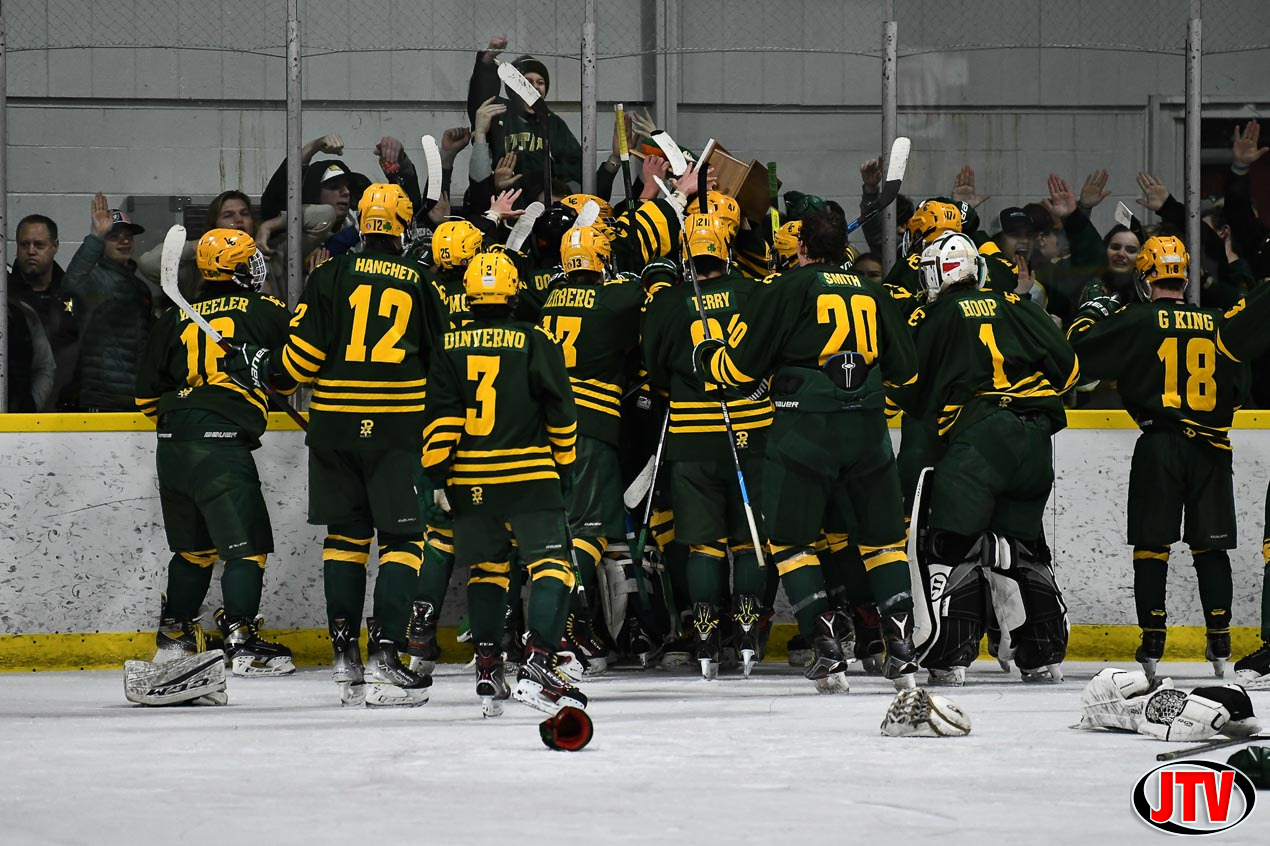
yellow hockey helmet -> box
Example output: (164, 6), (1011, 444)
(358, 183), (414, 238)
(687, 191), (742, 238)
(464, 250), (520, 306)
(903, 199), (962, 254)
(683, 213), (731, 262)
(196, 228), (266, 291)
(560, 193), (615, 221)
(1135, 235), (1189, 299)
(432, 220), (484, 270)
(773, 220), (802, 269)
(561, 225), (613, 275)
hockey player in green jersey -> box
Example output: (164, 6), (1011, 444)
(642, 212), (773, 681)
(421, 250), (585, 716)
(900, 232), (1079, 686)
(224, 183), (433, 707)
(134, 228), (296, 677)
(1068, 235), (1270, 679)
(696, 208), (921, 691)
(539, 223), (646, 671)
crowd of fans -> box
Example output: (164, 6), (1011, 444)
(5, 35), (1268, 413)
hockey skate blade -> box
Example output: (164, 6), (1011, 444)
(996, 658), (1012, 673)
(408, 656), (436, 676)
(231, 655), (296, 677)
(338, 681), (366, 707)
(1235, 669), (1270, 690)
(1211, 659), (1226, 679)
(740, 649), (757, 679)
(814, 671), (850, 694)
(481, 696), (505, 718)
(364, 683), (429, 708)
(512, 680), (586, 716)
(926, 667), (966, 687)
(892, 673), (917, 692)
(699, 658), (719, 681)
(1020, 664), (1063, 684)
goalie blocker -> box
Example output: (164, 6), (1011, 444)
(124, 650), (228, 706)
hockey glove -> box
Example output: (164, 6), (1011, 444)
(691, 337), (725, 380)
(540, 705), (594, 751)
(222, 343), (275, 392)
(424, 488), (452, 525)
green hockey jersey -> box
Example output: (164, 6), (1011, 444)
(641, 271), (773, 462)
(278, 249), (433, 450)
(538, 273), (644, 445)
(1068, 286), (1270, 451)
(896, 286), (1079, 440)
(422, 318), (577, 513)
(702, 262), (918, 415)
(422, 265), (472, 336)
(135, 284), (293, 443)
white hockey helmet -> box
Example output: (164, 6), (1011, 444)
(919, 232), (986, 301)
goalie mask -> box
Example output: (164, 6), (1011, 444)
(196, 228), (266, 291)
(432, 220), (484, 270)
(683, 213), (732, 274)
(920, 232), (986, 301)
(561, 193), (614, 221)
(903, 199), (962, 256)
(358, 182), (414, 240)
(773, 220), (802, 269)
(561, 225), (613, 278)
(1134, 235), (1189, 301)
(464, 251), (520, 306)
(688, 191), (742, 239)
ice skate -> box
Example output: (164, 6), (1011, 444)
(617, 612), (659, 669)
(733, 594), (761, 679)
(786, 633), (812, 667)
(660, 635), (692, 668)
(880, 610), (918, 691)
(926, 666), (966, 687)
(1234, 641), (1270, 689)
(501, 605), (526, 671)
(154, 616), (211, 664)
(852, 605), (885, 675)
(691, 603), (721, 680)
(804, 611), (850, 694)
(364, 617), (431, 707)
(406, 600), (441, 675)
(1020, 664), (1064, 683)
(514, 635), (587, 715)
(474, 641), (511, 717)
(1205, 628), (1231, 679)
(562, 612), (609, 676)
(215, 610), (295, 677)
(329, 617), (366, 706)
(1136, 628), (1166, 680)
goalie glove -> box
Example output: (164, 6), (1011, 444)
(222, 342), (274, 392)
(1138, 684), (1259, 742)
(880, 687), (971, 737)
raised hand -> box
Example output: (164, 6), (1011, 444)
(859, 158), (882, 192)
(474, 96), (507, 136)
(1233, 119), (1268, 169)
(482, 34), (508, 63)
(493, 152), (523, 191)
(489, 189), (525, 219)
(628, 108), (657, 140)
(952, 165), (990, 208)
(1078, 169), (1111, 210)
(1135, 171), (1169, 212)
(90, 192), (113, 238)
(1042, 173), (1077, 218)
(376, 136), (403, 165)
(428, 192), (451, 226)
(441, 127), (471, 163)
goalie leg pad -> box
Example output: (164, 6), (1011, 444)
(915, 529), (987, 672)
(124, 650), (228, 706)
(1078, 667), (1172, 732)
(990, 535), (1069, 672)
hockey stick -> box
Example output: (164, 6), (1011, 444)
(614, 104), (637, 214)
(573, 200), (601, 230)
(651, 131), (689, 178)
(767, 161), (780, 272)
(629, 407), (672, 614)
(1156, 734), (1270, 762)
(505, 201), (545, 253)
(846, 136), (911, 235)
(654, 173), (766, 567)
(421, 135), (443, 209)
(159, 226), (308, 432)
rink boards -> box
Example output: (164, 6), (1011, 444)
(2, 410), (1268, 669)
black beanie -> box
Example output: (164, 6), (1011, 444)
(513, 55), (550, 94)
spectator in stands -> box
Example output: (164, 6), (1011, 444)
(467, 35), (582, 204)
(62, 194), (154, 412)
(849, 252), (884, 282)
(10, 214), (80, 410)
(5, 294), (55, 412)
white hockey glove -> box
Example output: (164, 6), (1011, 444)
(880, 688), (971, 737)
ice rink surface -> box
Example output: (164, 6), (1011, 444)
(3, 660), (1267, 845)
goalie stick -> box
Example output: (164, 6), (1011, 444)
(159, 226), (309, 432)
(1156, 733), (1270, 762)
(846, 136), (911, 235)
(614, 104), (637, 214)
(654, 172), (766, 567)
(629, 408), (673, 618)
(421, 134), (444, 208)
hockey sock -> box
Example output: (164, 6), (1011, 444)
(1133, 546), (1170, 631)
(570, 536), (606, 614)
(687, 542), (727, 607)
(772, 544), (829, 638)
(164, 550), (216, 620)
(1191, 548), (1233, 632)
(526, 557), (574, 645)
(221, 555), (265, 620)
(468, 561), (511, 643)
(323, 527), (372, 627)
(374, 533), (424, 648)
(823, 534), (863, 607)
(730, 543), (765, 598)
(860, 541), (913, 613)
(416, 526), (456, 610)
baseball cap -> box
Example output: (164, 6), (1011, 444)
(108, 209), (145, 236)
(320, 162), (352, 185)
(999, 207), (1031, 235)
